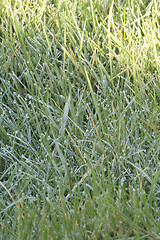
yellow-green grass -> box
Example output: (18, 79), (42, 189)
(0, 0), (160, 239)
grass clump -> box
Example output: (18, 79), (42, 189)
(0, 0), (160, 239)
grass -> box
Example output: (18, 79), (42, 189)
(0, 0), (160, 239)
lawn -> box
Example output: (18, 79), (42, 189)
(0, 0), (160, 239)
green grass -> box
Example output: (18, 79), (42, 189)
(0, 0), (160, 239)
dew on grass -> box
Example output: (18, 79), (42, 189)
(46, 197), (50, 202)
(47, 136), (51, 141)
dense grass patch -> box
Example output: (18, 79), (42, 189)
(0, 0), (160, 239)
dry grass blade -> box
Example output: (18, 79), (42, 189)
(0, 222), (4, 227)
(136, 116), (160, 134)
(0, 181), (24, 219)
(82, 98), (103, 148)
(66, 154), (105, 199)
(2, 44), (22, 70)
(0, 181), (20, 210)
(58, 42), (80, 70)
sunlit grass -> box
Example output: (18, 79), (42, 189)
(0, 0), (160, 239)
